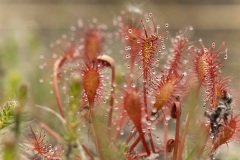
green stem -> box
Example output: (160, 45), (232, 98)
(177, 113), (190, 160)
(177, 86), (200, 159)
(89, 104), (104, 160)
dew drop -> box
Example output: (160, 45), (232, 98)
(131, 83), (135, 88)
(150, 97), (156, 103)
(210, 134), (214, 139)
(165, 115), (171, 121)
(120, 130), (124, 135)
(150, 116), (156, 121)
(183, 60), (188, 64)
(165, 121), (168, 125)
(149, 13), (152, 17)
(52, 54), (57, 59)
(56, 39), (61, 45)
(151, 125), (156, 130)
(62, 34), (67, 39)
(165, 23), (169, 28)
(39, 79), (44, 83)
(147, 121), (152, 126)
(62, 86), (66, 91)
(189, 26), (193, 31)
(50, 43), (54, 48)
(126, 54), (131, 58)
(142, 128), (146, 133)
(146, 18), (150, 22)
(224, 49), (228, 60)
(39, 65), (44, 70)
(128, 29), (132, 33)
(182, 72), (187, 76)
(212, 42), (215, 48)
(125, 36), (129, 40)
(70, 26), (76, 31)
(40, 55), (44, 59)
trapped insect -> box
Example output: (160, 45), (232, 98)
(204, 90), (233, 138)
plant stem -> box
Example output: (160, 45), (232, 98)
(140, 133), (151, 156)
(143, 79), (148, 116)
(35, 105), (66, 125)
(81, 144), (94, 160)
(96, 55), (115, 136)
(148, 133), (156, 153)
(108, 65), (115, 135)
(196, 128), (209, 159)
(128, 135), (141, 152)
(89, 103), (104, 160)
(177, 86), (200, 159)
(177, 113), (190, 160)
(128, 132), (150, 156)
(53, 57), (65, 119)
(163, 118), (168, 160)
(173, 102), (181, 160)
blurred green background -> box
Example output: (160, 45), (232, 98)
(0, 0), (239, 159)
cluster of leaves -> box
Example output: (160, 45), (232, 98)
(0, 100), (18, 129)
(1, 8), (240, 160)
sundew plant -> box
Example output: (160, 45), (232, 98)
(1, 7), (240, 160)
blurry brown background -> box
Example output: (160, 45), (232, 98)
(0, 0), (239, 76)
(0, 1), (239, 159)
